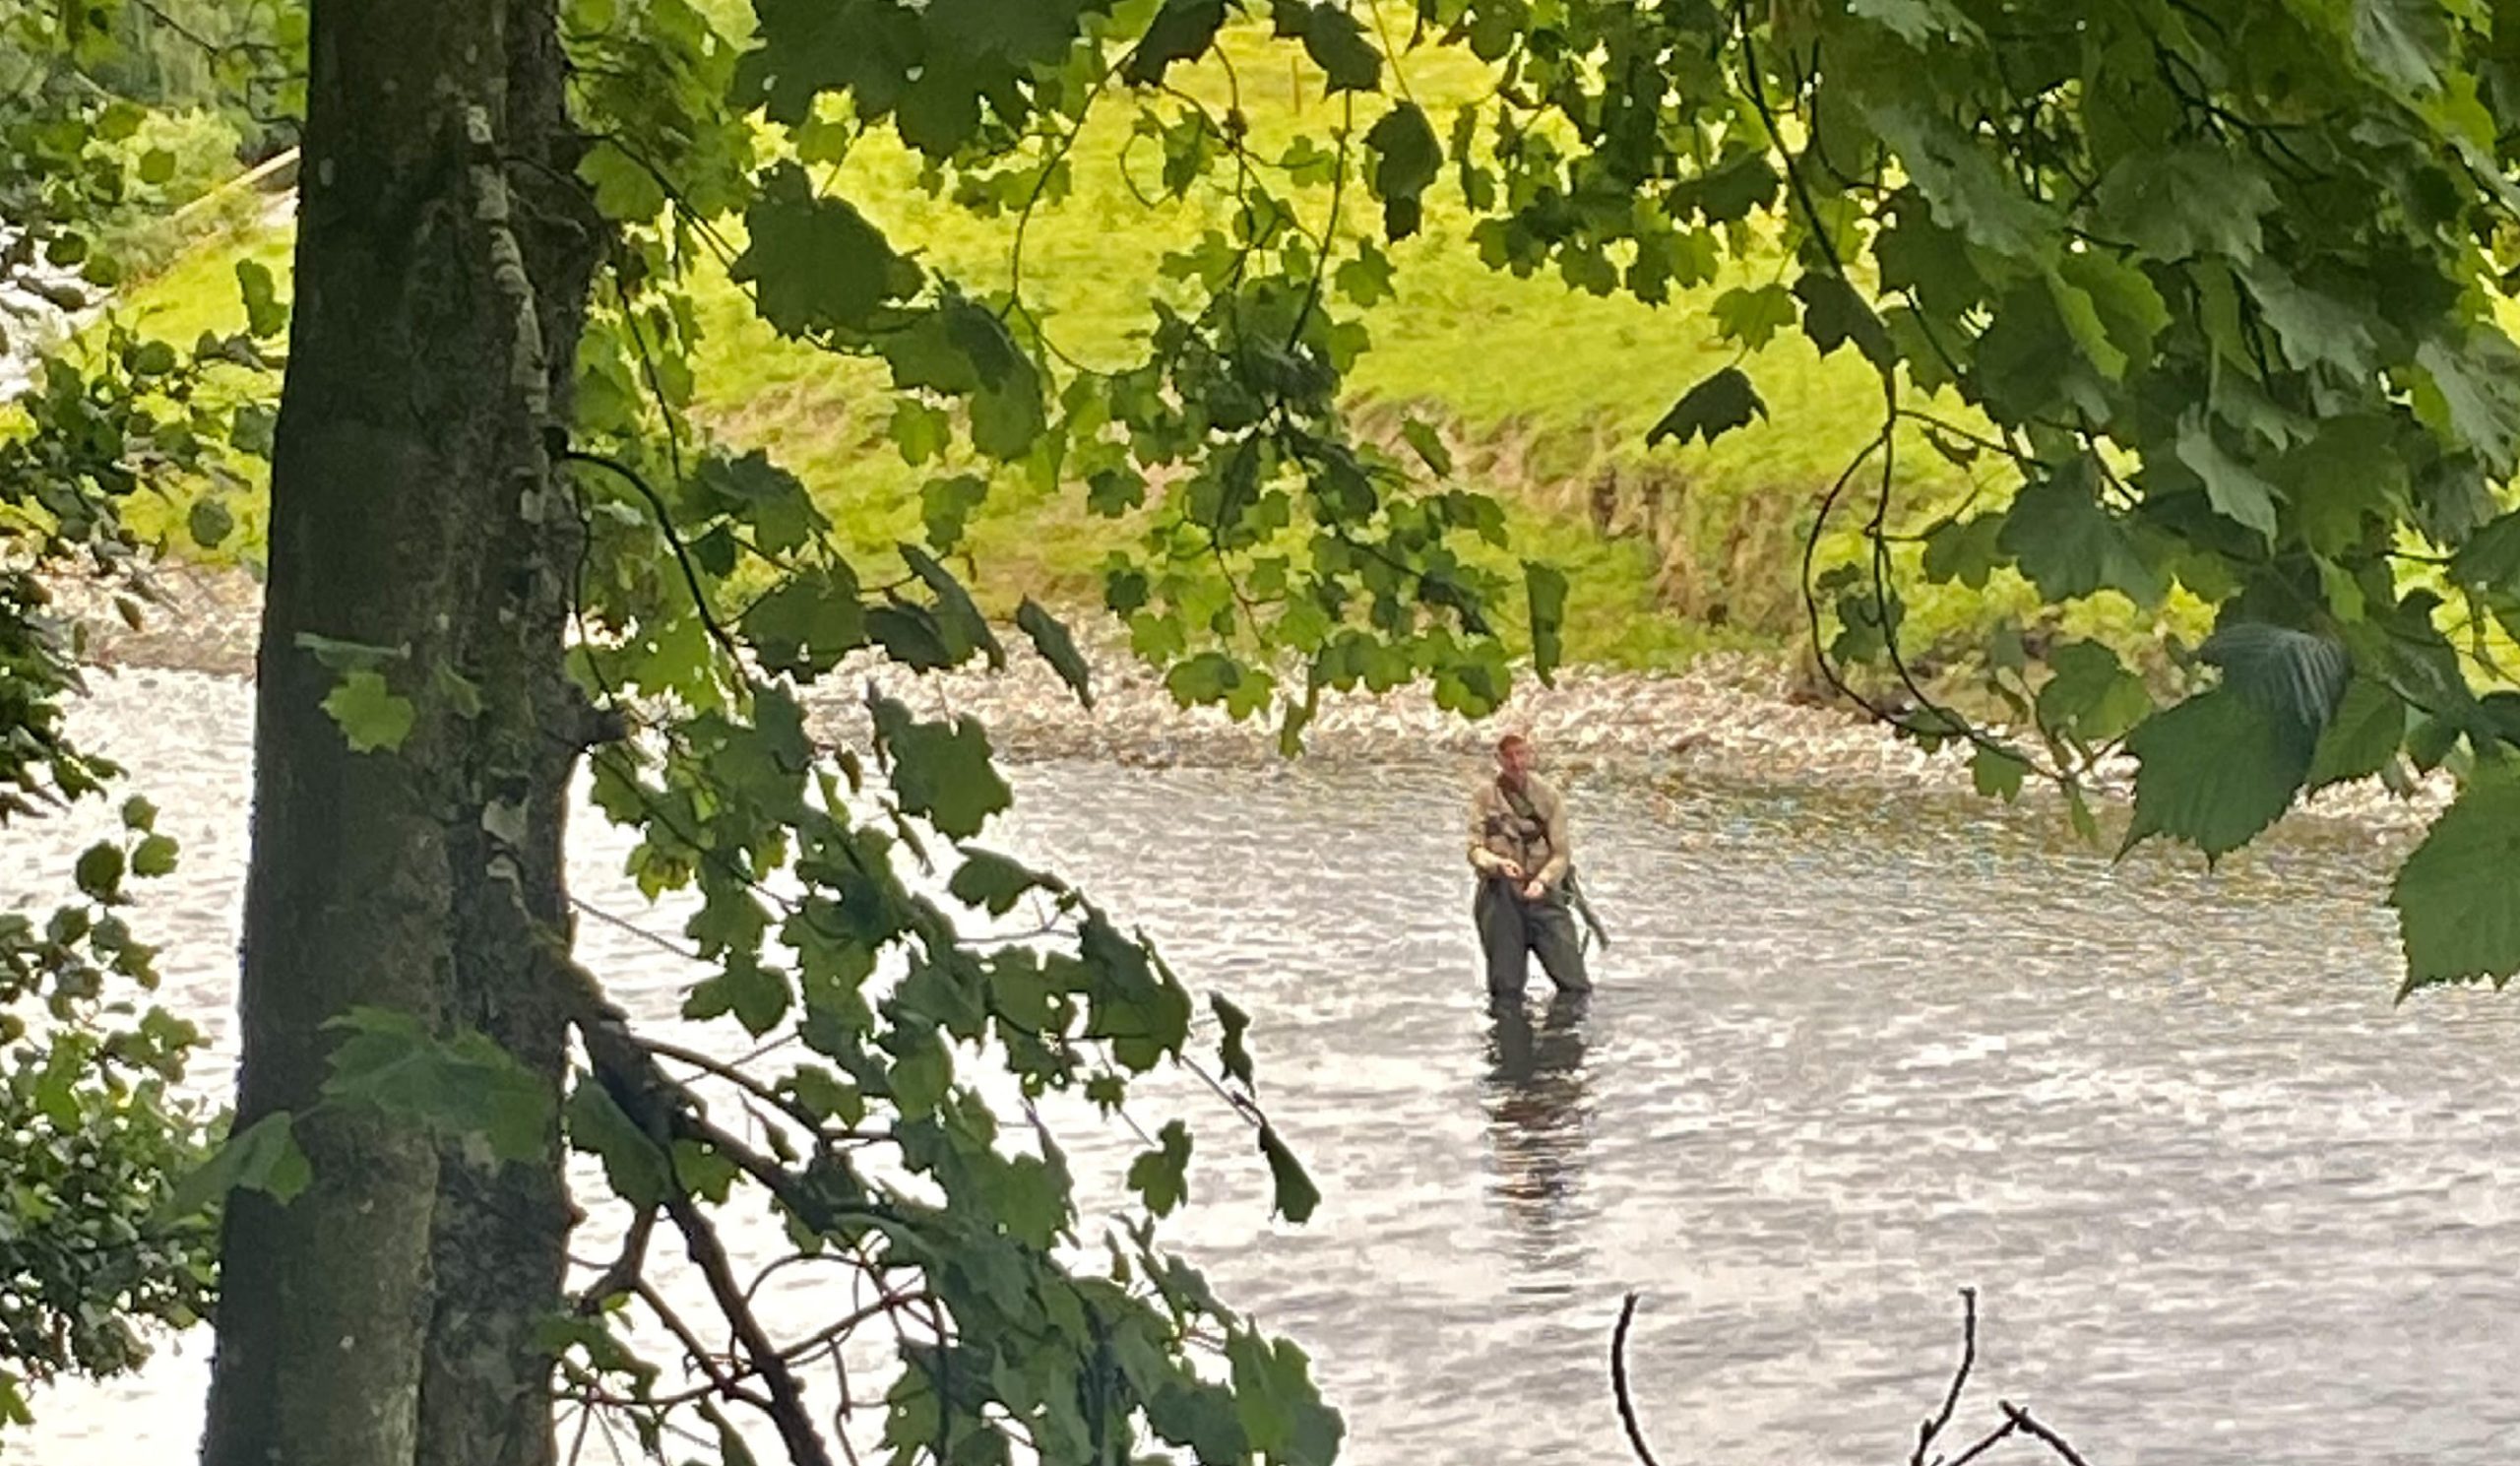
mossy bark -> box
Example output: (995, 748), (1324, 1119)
(202, 1), (598, 1463)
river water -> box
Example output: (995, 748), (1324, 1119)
(9, 668), (2520, 1466)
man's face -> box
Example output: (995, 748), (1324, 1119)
(1499, 739), (1535, 782)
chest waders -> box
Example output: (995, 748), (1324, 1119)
(1478, 781), (1596, 1001)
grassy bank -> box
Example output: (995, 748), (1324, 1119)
(83, 30), (2174, 675)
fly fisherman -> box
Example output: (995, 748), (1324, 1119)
(1467, 733), (1600, 1004)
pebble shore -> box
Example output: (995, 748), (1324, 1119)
(39, 562), (2445, 838)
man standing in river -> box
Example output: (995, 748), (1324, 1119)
(1469, 733), (1591, 1003)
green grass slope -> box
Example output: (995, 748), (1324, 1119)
(92, 32), (2125, 674)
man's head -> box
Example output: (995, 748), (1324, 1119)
(1496, 733), (1536, 785)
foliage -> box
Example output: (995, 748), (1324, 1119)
(25, 0), (2520, 1462)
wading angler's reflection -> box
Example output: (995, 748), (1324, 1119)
(1481, 991), (1594, 1279)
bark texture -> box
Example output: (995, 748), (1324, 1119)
(203, 0), (598, 1462)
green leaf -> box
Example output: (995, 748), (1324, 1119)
(1365, 101), (1441, 240)
(899, 542), (1005, 669)
(1213, 994), (1255, 1086)
(1017, 598), (1095, 708)
(919, 473), (989, 552)
(2307, 677), (2407, 791)
(322, 670), (417, 754)
(1795, 273), (1893, 368)
(1997, 462), (2165, 605)
(686, 957), (791, 1036)
(2036, 640), (2152, 744)
(2353, 0), (2450, 95)
(2199, 622), (2352, 753)
(1257, 1123), (1319, 1223)
(564, 1079), (670, 1208)
(2392, 773), (2520, 990)
(2093, 144), (2276, 261)
(157, 1112), (311, 1223)
(131, 833), (180, 878)
(1921, 513), (2003, 590)
(186, 495), (235, 550)
(1848, 0), (1982, 44)
(1227, 1329), (1342, 1466)
(1525, 560), (1568, 685)
(1126, 0), (1229, 86)
(1284, 3), (1381, 92)
(949, 848), (1060, 916)
(2175, 413), (2281, 542)
(889, 400), (952, 465)
(870, 695), (1013, 839)
(75, 841), (124, 901)
(1127, 1119), (1194, 1217)
(323, 1008), (554, 1165)
(138, 148), (177, 185)
(2122, 690), (2309, 860)
(733, 164), (922, 336)
(1646, 366), (1766, 449)
(741, 565), (867, 680)
(2416, 330), (2520, 475)
(236, 259), (287, 339)
(1970, 744), (2029, 800)
(1712, 283), (1796, 350)
(1400, 417), (1452, 477)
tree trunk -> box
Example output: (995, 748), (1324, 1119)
(203, 0), (598, 1462)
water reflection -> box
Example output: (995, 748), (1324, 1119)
(1482, 991), (1593, 1282)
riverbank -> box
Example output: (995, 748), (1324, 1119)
(38, 562), (2448, 842)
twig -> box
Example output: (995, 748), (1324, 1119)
(2001, 1402), (2095, 1466)
(1913, 1287), (1978, 1466)
(1610, 1293), (1665, 1466)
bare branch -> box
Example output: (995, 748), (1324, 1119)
(1914, 1286), (1978, 1466)
(1609, 1293), (1666, 1466)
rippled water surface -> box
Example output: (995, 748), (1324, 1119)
(12, 669), (2520, 1465)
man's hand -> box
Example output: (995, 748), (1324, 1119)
(1521, 878), (1545, 902)
(1497, 860), (1525, 882)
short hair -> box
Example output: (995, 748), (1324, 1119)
(1496, 733), (1532, 755)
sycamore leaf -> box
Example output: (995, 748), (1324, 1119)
(1017, 598), (1095, 708)
(2354, 0), (2450, 96)
(948, 848), (1061, 916)
(1258, 1123), (1319, 1222)
(1712, 283), (1796, 350)
(733, 164), (922, 337)
(2416, 331), (2520, 474)
(236, 259), (287, 339)
(1971, 744), (2029, 800)
(157, 1111), (310, 1222)
(323, 1008), (553, 1164)
(1647, 366), (1766, 449)
(563, 1079), (669, 1208)
(869, 695), (1012, 839)
(1364, 101), (1440, 241)
(1795, 273), (1894, 368)
(2307, 677), (2407, 791)
(1848, 0), (1983, 44)
(899, 542), (1005, 669)
(2093, 145), (2277, 261)
(2199, 622), (2352, 754)
(1127, 1119), (1194, 1217)
(1525, 560), (1568, 685)
(2122, 689), (2309, 860)
(2392, 773), (2520, 990)
(2036, 640), (2153, 744)
(2175, 413), (2282, 542)
(322, 670), (417, 754)
(1284, 3), (1380, 92)
(1995, 460), (2165, 605)
(1213, 993), (1255, 1086)
(1125, 0), (1228, 86)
